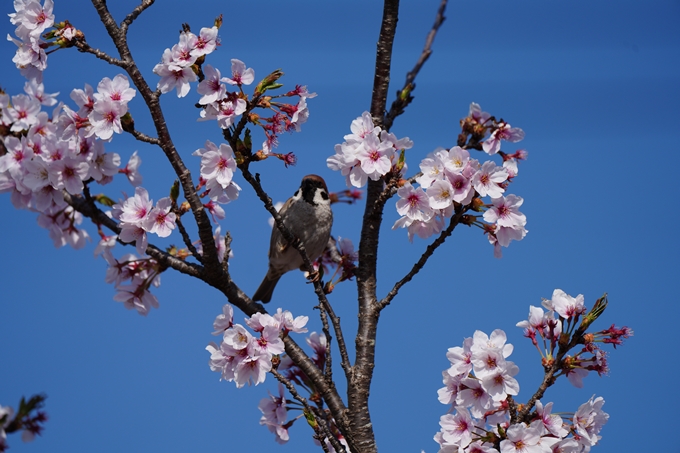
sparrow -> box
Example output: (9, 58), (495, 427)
(253, 174), (333, 303)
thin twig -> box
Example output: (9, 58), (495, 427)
(127, 128), (160, 145)
(120, 0), (155, 37)
(72, 40), (128, 67)
(383, 0), (448, 131)
(321, 297), (352, 382)
(270, 369), (347, 453)
(174, 213), (203, 264)
(316, 302), (334, 384)
(378, 206), (468, 310)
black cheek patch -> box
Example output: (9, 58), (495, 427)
(320, 190), (329, 200)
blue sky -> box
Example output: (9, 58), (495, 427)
(1, 0), (679, 452)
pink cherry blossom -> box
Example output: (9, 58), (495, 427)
(87, 98), (125, 140)
(120, 151), (143, 187)
(357, 134), (394, 180)
(143, 197), (176, 237)
(7, 94), (41, 132)
(439, 407), (473, 449)
(153, 49), (197, 98)
(483, 194), (526, 228)
(395, 182), (433, 222)
(196, 64), (226, 105)
(551, 289), (585, 319)
(499, 424), (542, 453)
(222, 59), (254, 86)
(416, 148), (447, 189)
(471, 161), (508, 198)
(24, 79), (58, 106)
(212, 304), (234, 336)
(118, 187), (152, 226)
(191, 26), (218, 57)
(483, 122), (525, 155)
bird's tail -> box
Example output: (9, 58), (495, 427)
(252, 273), (282, 303)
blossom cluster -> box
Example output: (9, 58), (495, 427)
(517, 289), (633, 388)
(394, 104), (528, 255)
(0, 79), (140, 246)
(152, 26), (218, 98)
(434, 328), (609, 453)
(206, 304), (309, 389)
(193, 139), (241, 204)
(258, 84), (317, 156)
(151, 21), (315, 160)
(100, 250), (161, 316)
(327, 111), (413, 188)
(8, 0), (53, 81)
(111, 186), (176, 255)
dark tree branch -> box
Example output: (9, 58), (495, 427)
(120, 0), (155, 37)
(349, 1), (400, 452)
(383, 0), (448, 131)
(317, 302), (335, 384)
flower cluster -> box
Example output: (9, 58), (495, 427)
(7, 0), (54, 81)
(258, 384), (290, 444)
(258, 85), (317, 156)
(193, 139), (241, 204)
(320, 236), (358, 293)
(102, 251), (161, 316)
(206, 304), (309, 388)
(111, 187), (177, 256)
(196, 60), (250, 128)
(434, 329), (609, 453)
(392, 104), (528, 256)
(327, 111), (413, 188)
(0, 80), (133, 247)
(152, 25), (218, 97)
(517, 290), (632, 388)
(86, 75), (136, 141)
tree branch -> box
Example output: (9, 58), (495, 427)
(383, 0), (448, 131)
(349, 1), (400, 452)
(120, 0), (155, 37)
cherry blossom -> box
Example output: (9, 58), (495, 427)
(142, 197), (176, 238)
(483, 194), (526, 229)
(483, 122), (525, 155)
(222, 59), (255, 86)
(471, 161), (508, 198)
(196, 64), (226, 105)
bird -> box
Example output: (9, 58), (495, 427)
(252, 174), (333, 303)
